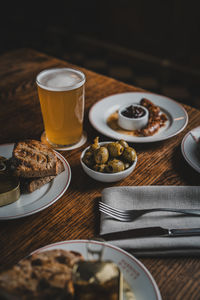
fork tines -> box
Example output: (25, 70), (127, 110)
(99, 201), (132, 221)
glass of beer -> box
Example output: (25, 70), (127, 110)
(36, 68), (86, 149)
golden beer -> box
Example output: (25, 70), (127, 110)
(36, 68), (85, 147)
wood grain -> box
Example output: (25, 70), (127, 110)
(0, 48), (200, 300)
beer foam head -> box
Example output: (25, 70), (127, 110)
(36, 68), (85, 91)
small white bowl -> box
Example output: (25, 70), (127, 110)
(118, 103), (149, 130)
(80, 142), (137, 182)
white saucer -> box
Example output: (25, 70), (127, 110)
(41, 131), (87, 151)
(89, 92), (188, 143)
(181, 126), (200, 173)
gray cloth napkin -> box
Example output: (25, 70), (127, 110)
(100, 186), (200, 257)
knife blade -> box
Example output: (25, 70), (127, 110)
(100, 227), (200, 241)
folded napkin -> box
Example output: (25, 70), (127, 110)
(100, 186), (200, 257)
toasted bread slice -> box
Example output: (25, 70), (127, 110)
(55, 157), (65, 175)
(12, 140), (58, 178)
(20, 159), (65, 193)
(20, 175), (55, 193)
(0, 249), (84, 299)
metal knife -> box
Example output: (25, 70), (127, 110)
(100, 227), (200, 241)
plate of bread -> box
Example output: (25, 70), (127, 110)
(0, 240), (161, 300)
(0, 140), (71, 220)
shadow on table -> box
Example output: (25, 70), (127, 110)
(167, 145), (200, 185)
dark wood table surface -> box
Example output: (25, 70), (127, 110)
(0, 48), (200, 300)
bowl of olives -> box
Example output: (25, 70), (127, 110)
(80, 137), (137, 182)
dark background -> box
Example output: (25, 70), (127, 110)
(1, 1), (200, 108)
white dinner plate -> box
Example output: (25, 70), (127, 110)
(89, 92), (188, 143)
(32, 240), (162, 300)
(0, 143), (71, 220)
(181, 126), (200, 173)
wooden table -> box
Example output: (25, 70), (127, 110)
(0, 48), (200, 300)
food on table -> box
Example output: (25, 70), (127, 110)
(20, 175), (55, 193)
(0, 249), (84, 300)
(20, 158), (64, 193)
(122, 147), (137, 163)
(0, 156), (20, 207)
(72, 260), (122, 300)
(107, 142), (124, 157)
(81, 150), (95, 168)
(82, 137), (136, 173)
(107, 159), (125, 173)
(118, 103), (149, 131)
(138, 98), (167, 136)
(107, 97), (168, 137)
(94, 146), (109, 164)
(119, 140), (129, 148)
(12, 140), (59, 177)
(89, 136), (100, 152)
(9, 140), (64, 193)
(93, 163), (107, 172)
(0, 249), (126, 300)
(121, 104), (146, 118)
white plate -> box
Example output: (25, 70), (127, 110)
(89, 92), (188, 143)
(181, 126), (200, 173)
(32, 240), (162, 300)
(0, 143), (71, 220)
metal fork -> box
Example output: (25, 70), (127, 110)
(99, 201), (200, 222)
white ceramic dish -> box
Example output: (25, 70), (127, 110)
(118, 103), (149, 130)
(31, 240), (162, 300)
(181, 126), (200, 173)
(0, 143), (71, 220)
(89, 92), (188, 143)
(80, 142), (137, 182)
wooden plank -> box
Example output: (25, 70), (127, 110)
(0, 48), (200, 300)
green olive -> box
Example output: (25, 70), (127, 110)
(93, 164), (107, 173)
(106, 159), (125, 173)
(107, 142), (124, 157)
(83, 138), (136, 174)
(94, 147), (109, 164)
(89, 136), (100, 152)
(122, 147), (136, 163)
(119, 140), (129, 148)
(82, 150), (94, 167)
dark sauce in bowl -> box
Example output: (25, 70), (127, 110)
(121, 105), (146, 119)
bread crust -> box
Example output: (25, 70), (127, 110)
(0, 249), (84, 299)
(20, 176), (55, 193)
(12, 140), (58, 178)
(20, 159), (65, 193)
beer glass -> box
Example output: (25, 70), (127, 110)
(36, 68), (85, 149)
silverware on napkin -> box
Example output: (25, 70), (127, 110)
(99, 201), (200, 221)
(100, 227), (200, 241)
(100, 186), (200, 256)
